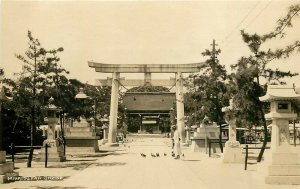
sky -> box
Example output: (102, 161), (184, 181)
(1, 0), (300, 87)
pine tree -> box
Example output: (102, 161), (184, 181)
(187, 40), (229, 152)
(230, 4), (300, 162)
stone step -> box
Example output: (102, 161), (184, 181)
(66, 131), (96, 137)
(36, 156), (66, 162)
(272, 152), (299, 165)
(73, 123), (90, 127)
(0, 162), (14, 175)
(37, 152), (64, 159)
(269, 165), (300, 176)
(68, 127), (93, 132)
(66, 147), (98, 154)
(265, 176), (300, 185)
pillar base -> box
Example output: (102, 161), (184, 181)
(265, 152), (300, 185)
(222, 147), (244, 163)
(222, 141), (244, 163)
(105, 142), (119, 147)
(181, 142), (189, 147)
(99, 139), (108, 145)
(0, 151), (19, 183)
(36, 140), (66, 162)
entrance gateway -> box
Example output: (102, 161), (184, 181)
(88, 62), (205, 146)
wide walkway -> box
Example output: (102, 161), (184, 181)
(2, 136), (300, 189)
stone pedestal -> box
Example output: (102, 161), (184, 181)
(36, 140), (66, 162)
(190, 126), (220, 153)
(0, 151), (18, 183)
(265, 119), (300, 184)
(222, 141), (244, 163)
(64, 119), (100, 154)
(221, 109), (244, 164)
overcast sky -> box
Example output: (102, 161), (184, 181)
(1, 0), (300, 86)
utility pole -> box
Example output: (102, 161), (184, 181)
(211, 39), (218, 62)
(27, 45), (37, 168)
(211, 39), (223, 153)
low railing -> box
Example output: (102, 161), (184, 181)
(243, 145), (270, 170)
(9, 143), (49, 168)
(208, 139), (227, 157)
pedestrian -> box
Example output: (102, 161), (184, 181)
(172, 125), (182, 159)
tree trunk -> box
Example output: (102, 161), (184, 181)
(257, 75), (267, 162)
(257, 103), (267, 162)
(27, 109), (35, 167)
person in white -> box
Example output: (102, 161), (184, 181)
(172, 126), (182, 159)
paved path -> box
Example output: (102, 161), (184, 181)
(2, 136), (300, 189)
(55, 137), (209, 189)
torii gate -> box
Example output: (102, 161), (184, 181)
(88, 62), (205, 146)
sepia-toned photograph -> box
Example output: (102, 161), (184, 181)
(1, 0), (300, 188)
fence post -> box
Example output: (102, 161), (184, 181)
(45, 144), (48, 168)
(244, 145), (248, 170)
(209, 140), (211, 157)
(10, 143), (15, 164)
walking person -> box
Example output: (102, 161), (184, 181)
(172, 125), (182, 159)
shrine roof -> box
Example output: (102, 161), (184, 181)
(123, 92), (175, 111)
(259, 85), (300, 102)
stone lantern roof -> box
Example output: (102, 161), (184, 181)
(259, 85), (300, 102)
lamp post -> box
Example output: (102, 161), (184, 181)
(123, 107), (127, 140)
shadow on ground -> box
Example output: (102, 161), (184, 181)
(11, 187), (111, 189)
(11, 186), (88, 189)
(95, 162), (126, 166)
(47, 161), (126, 170)
(182, 160), (201, 161)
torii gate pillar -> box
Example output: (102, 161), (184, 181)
(175, 72), (186, 143)
(107, 72), (120, 146)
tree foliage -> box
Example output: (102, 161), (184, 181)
(230, 4), (300, 161)
(1, 31), (111, 151)
(186, 41), (229, 126)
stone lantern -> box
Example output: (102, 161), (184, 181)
(100, 115), (109, 145)
(185, 125), (192, 145)
(260, 85), (300, 185)
(221, 99), (243, 163)
(36, 97), (65, 162)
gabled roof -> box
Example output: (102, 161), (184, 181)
(259, 85), (300, 102)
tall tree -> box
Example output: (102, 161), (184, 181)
(187, 40), (229, 152)
(230, 4), (300, 162)
(14, 31), (64, 167)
